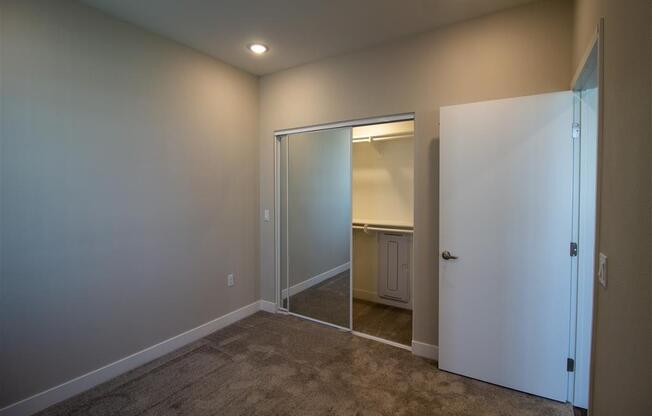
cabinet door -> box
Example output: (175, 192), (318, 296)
(378, 233), (409, 302)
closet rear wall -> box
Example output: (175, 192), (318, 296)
(259, 0), (573, 348)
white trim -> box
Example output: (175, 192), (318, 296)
(259, 300), (277, 313)
(284, 136), (290, 310)
(352, 331), (411, 351)
(586, 18), (604, 413)
(281, 262), (350, 299)
(353, 289), (412, 310)
(411, 341), (439, 361)
(274, 113), (414, 136)
(0, 301), (266, 416)
(349, 125), (353, 331)
(274, 134), (281, 310)
(568, 20), (603, 411)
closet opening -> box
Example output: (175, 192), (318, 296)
(274, 114), (415, 349)
(351, 120), (414, 348)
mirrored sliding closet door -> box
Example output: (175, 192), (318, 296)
(279, 127), (352, 329)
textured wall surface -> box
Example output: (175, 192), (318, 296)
(0, 0), (259, 407)
(572, 1), (652, 414)
(259, 0), (573, 347)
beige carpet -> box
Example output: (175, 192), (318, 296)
(353, 298), (412, 346)
(38, 312), (572, 416)
(288, 270), (350, 328)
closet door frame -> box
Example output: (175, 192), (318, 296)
(273, 113), (415, 332)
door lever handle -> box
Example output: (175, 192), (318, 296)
(442, 251), (458, 260)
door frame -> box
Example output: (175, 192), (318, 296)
(273, 113), (415, 334)
(568, 18), (604, 411)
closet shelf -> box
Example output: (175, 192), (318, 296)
(352, 132), (413, 144)
(353, 219), (413, 228)
(352, 219), (413, 234)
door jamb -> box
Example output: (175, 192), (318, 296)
(568, 17), (604, 411)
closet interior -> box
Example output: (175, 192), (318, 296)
(277, 119), (414, 347)
(352, 120), (414, 346)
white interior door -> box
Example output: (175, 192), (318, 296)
(439, 92), (573, 402)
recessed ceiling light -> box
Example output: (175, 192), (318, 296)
(248, 43), (268, 55)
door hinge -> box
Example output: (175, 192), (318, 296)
(570, 242), (578, 257)
(572, 122), (580, 140)
(567, 358), (575, 372)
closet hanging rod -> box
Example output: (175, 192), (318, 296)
(352, 225), (413, 234)
(352, 133), (413, 144)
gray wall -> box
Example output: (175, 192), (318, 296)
(0, 0), (259, 407)
(283, 129), (351, 289)
(259, 0), (574, 348)
(572, 0), (652, 414)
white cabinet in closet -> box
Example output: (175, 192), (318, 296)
(377, 232), (410, 303)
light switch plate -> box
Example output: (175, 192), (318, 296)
(263, 209), (271, 222)
(598, 253), (607, 288)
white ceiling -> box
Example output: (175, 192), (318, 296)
(81, 0), (537, 76)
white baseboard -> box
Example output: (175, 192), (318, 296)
(258, 300), (277, 313)
(411, 341), (439, 361)
(0, 300), (267, 416)
(353, 288), (412, 310)
(281, 262), (350, 299)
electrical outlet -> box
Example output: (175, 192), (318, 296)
(227, 273), (235, 287)
(264, 209), (271, 222)
(598, 253), (607, 288)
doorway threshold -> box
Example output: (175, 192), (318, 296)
(352, 330), (412, 352)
